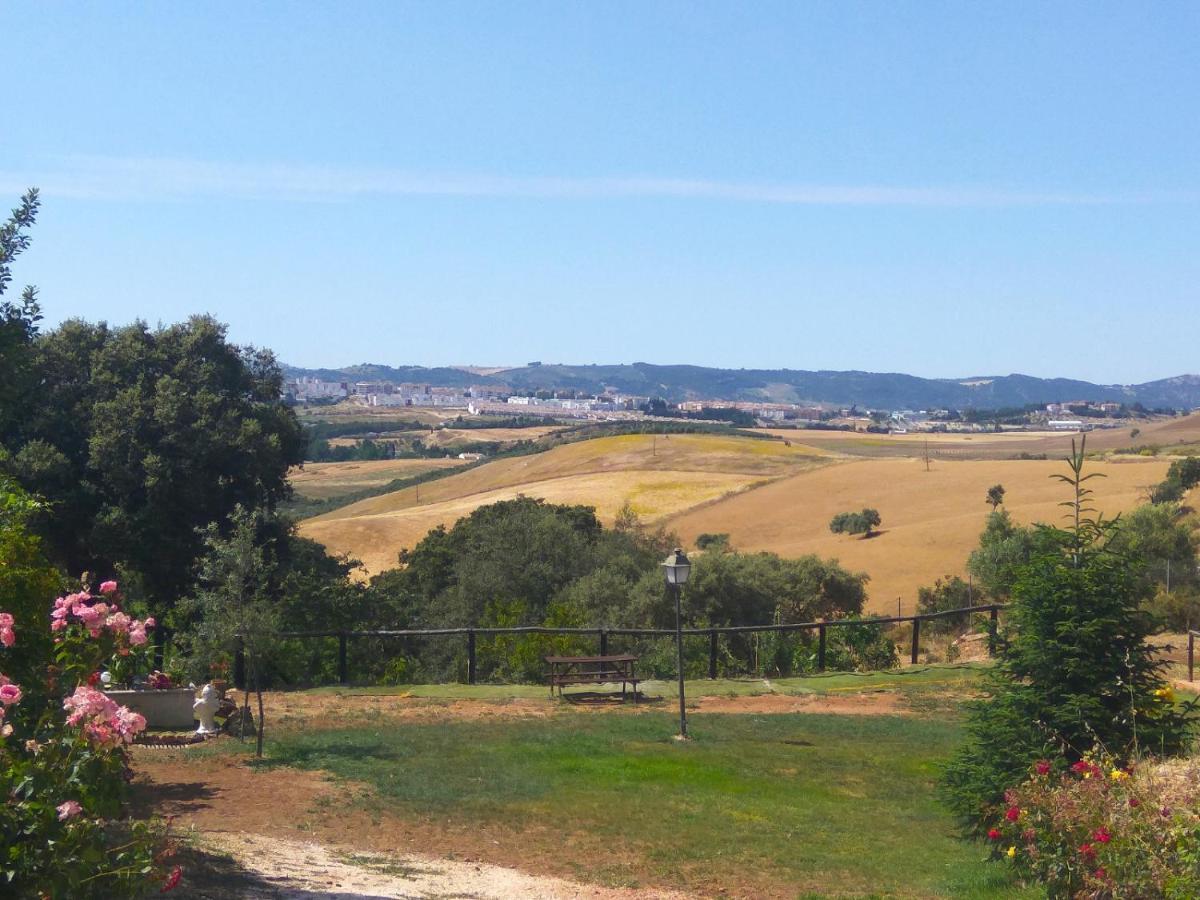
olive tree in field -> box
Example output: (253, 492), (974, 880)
(985, 484), (1006, 510)
(829, 508), (882, 539)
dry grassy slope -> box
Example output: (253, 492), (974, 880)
(289, 458), (468, 500)
(299, 434), (830, 572)
(666, 456), (1173, 615)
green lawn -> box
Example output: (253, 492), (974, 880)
(256, 696), (1034, 898)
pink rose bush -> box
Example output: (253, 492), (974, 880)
(1, 581), (180, 896)
(989, 750), (1200, 897)
(51, 587), (154, 649)
(63, 685), (147, 748)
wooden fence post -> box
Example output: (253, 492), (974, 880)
(817, 624), (827, 673)
(599, 629), (608, 657)
(338, 633), (348, 685)
(911, 618), (921, 665)
(467, 629), (477, 685)
(708, 630), (718, 679)
(1189, 632), (1195, 683)
(988, 607), (999, 656)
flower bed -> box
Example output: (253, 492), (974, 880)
(989, 747), (1200, 898)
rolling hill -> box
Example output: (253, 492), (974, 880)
(298, 416), (1197, 612)
(298, 433), (831, 573)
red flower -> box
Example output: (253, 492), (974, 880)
(1005, 806), (1020, 822)
(1094, 867), (1107, 880)
(1093, 827), (1111, 844)
(160, 865), (182, 893)
(1034, 760), (1051, 776)
(87, 671), (101, 687)
(988, 828), (1001, 840)
(1079, 842), (1095, 860)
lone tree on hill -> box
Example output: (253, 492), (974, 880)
(829, 508), (882, 539)
(985, 483), (1006, 510)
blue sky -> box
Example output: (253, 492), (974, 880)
(3, 2), (1197, 382)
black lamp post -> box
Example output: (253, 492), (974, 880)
(662, 547), (692, 740)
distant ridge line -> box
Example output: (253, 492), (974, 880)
(282, 362), (1200, 411)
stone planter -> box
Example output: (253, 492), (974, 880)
(104, 688), (196, 731)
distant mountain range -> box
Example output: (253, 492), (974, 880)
(283, 362), (1200, 411)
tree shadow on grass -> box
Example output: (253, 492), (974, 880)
(558, 690), (663, 706)
(127, 776), (220, 819)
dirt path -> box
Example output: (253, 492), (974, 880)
(191, 831), (689, 899)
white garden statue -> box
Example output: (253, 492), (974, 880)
(194, 683), (222, 735)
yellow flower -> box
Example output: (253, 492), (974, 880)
(1155, 686), (1177, 704)
(1110, 769), (1129, 781)
(1006, 846), (1017, 858)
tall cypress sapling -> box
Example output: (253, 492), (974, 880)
(941, 438), (1194, 828)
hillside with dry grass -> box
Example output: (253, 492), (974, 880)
(299, 415), (1198, 611)
(667, 453), (1172, 614)
(299, 433), (831, 572)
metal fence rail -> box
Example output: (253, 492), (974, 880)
(237, 604), (1006, 688)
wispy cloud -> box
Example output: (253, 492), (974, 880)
(0, 155), (1191, 207)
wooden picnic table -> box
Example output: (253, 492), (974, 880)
(545, 654), (639, 701)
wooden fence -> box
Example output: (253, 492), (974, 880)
(236, 603), (1005, 689)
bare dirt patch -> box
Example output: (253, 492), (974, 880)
(693, 691), (907, 716)
(133, 753), (694, 898)
(265, 691), (553, 727)
(189, 831), (689, 899)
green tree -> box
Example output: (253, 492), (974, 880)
(179, 506), (282, 757)
(828, 508), (882, 538)
(916, 576), (974, 634)
(966, 509), (1037, 600)
(3, 317), (306, 617)
(1107, 502), (1198, 595)
(985, 484), (1005, 510)
(942, 448), (1193, 827)
(695, 532), (731, 551)
(0, 189), (43, 440)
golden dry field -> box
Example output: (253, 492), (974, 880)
(299, 433), (830, 572)
(668, 454), (1174, 614)
(299, 416), (1199, 604)
(289, 458), (469, 500)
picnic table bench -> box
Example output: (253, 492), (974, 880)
(545, 654), (639, 701)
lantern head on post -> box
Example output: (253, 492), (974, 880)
(662, 548), (691, 586)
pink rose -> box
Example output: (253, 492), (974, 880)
(144, 616), (156, 629)
(0, 613), (13, 627)
(57, 800), (82, 820)
(0, 683), (21, 706)
(0, 627), (13, 648)
(128, 626), (148, 647)
(106, 612), (131, 634)
(99, 581), (118, 594)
